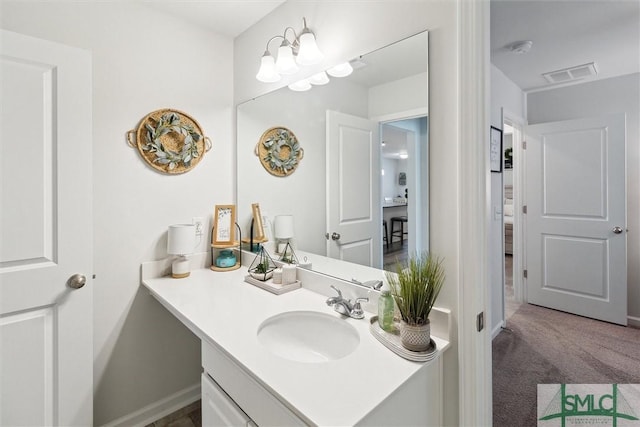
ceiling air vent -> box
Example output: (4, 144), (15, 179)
(542, 62), (598, 84)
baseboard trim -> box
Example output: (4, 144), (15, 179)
(628, 315), (640, 328)
(491, 321), (504, 340)
(100, 383), (200, 427)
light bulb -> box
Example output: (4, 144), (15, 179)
(308, 71), (329, 85)
(255, 52), (281, 83)
(296, 31), (324, 66)
(326, 62), (353, 78)
(288, 79), (312, 92)
(275, 42), (299, 75)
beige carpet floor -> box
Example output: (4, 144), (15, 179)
(493, 302), (640, 426)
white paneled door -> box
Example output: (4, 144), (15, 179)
(525, 114), (627, 325)
(1, 30), (93, 425)
(326, 111), (381, 268)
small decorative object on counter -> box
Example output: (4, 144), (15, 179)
(278, 242), (299, 265)
(385, 251), (445, 352)
(243, 246), (301, 295)
(369, 317), (437, 362)
(272, 268), (283, 284)
(281, 263), (297, 285)
(248, 246), (276, 281)
(167, 224), (196, 278)
(377, 284), (395, 332)
(241, 203), (269, 252)
(210, 205), (241, 271)
(215, 250), (237, 269)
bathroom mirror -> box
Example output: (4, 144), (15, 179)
(237, 31), (429, 281)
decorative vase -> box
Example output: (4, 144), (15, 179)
(399, 319), (431, 352)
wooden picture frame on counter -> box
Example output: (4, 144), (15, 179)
(252, 203), (266, 241)
(212, 205), (237, 245)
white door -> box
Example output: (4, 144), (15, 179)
(0, 30), (93, 425)
(326, 110), (381, 267)
(525, 114), (626, 325)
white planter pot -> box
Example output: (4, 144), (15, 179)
(399, 319), (431, 352)
(249, 270), (273, 281)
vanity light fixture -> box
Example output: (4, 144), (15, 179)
(256, 18), (324, 83)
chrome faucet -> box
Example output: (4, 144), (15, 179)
(326, 285), (369, 319)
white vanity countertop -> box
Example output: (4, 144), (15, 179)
(142, 267), (449, 426)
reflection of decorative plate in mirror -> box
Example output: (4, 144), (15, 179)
(255, 127), (304, 177)
(127, 108), (211, 174)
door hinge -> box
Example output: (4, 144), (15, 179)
(523, 205), (527, 214)
(476, 312), (484, 332)
(523, 269), (528, 278)
(523, 140), (527, 149)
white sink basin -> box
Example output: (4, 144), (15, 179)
(257, 311), (360, 363)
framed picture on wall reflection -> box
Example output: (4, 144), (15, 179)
(251, 203), (265, 241)
(504, 147), (513, 170)
(490, 126), (503, 173)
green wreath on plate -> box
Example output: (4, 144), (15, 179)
(128, 109), (211, 174)
(142, 112), (202, 171)
(256, 127), (304, 177)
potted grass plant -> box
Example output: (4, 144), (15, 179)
(385, 251), (445, 352)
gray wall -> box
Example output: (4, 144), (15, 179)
(528, 73), (640, 324)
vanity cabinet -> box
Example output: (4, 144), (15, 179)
(202, 340), (306, 426)
(141, 265), (450, 426)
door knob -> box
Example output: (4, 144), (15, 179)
(612, 226), (624, 234)
(67, 274), (87, 289)
(331, 232), (341, 241)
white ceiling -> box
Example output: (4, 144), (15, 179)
(491, 0), (640, 92)
(147, 0), (286, 38)
(146, 1), (638, 93)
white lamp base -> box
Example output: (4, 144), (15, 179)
(277, 242), (288, 254)
(171, 255), (190, 279)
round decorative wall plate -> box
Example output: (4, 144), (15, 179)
(255, 126), (304, 177)
(127, 108), (211, 174)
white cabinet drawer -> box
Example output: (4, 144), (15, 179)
(202, 340), (306, 427)
(202, 373), (256, 427)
